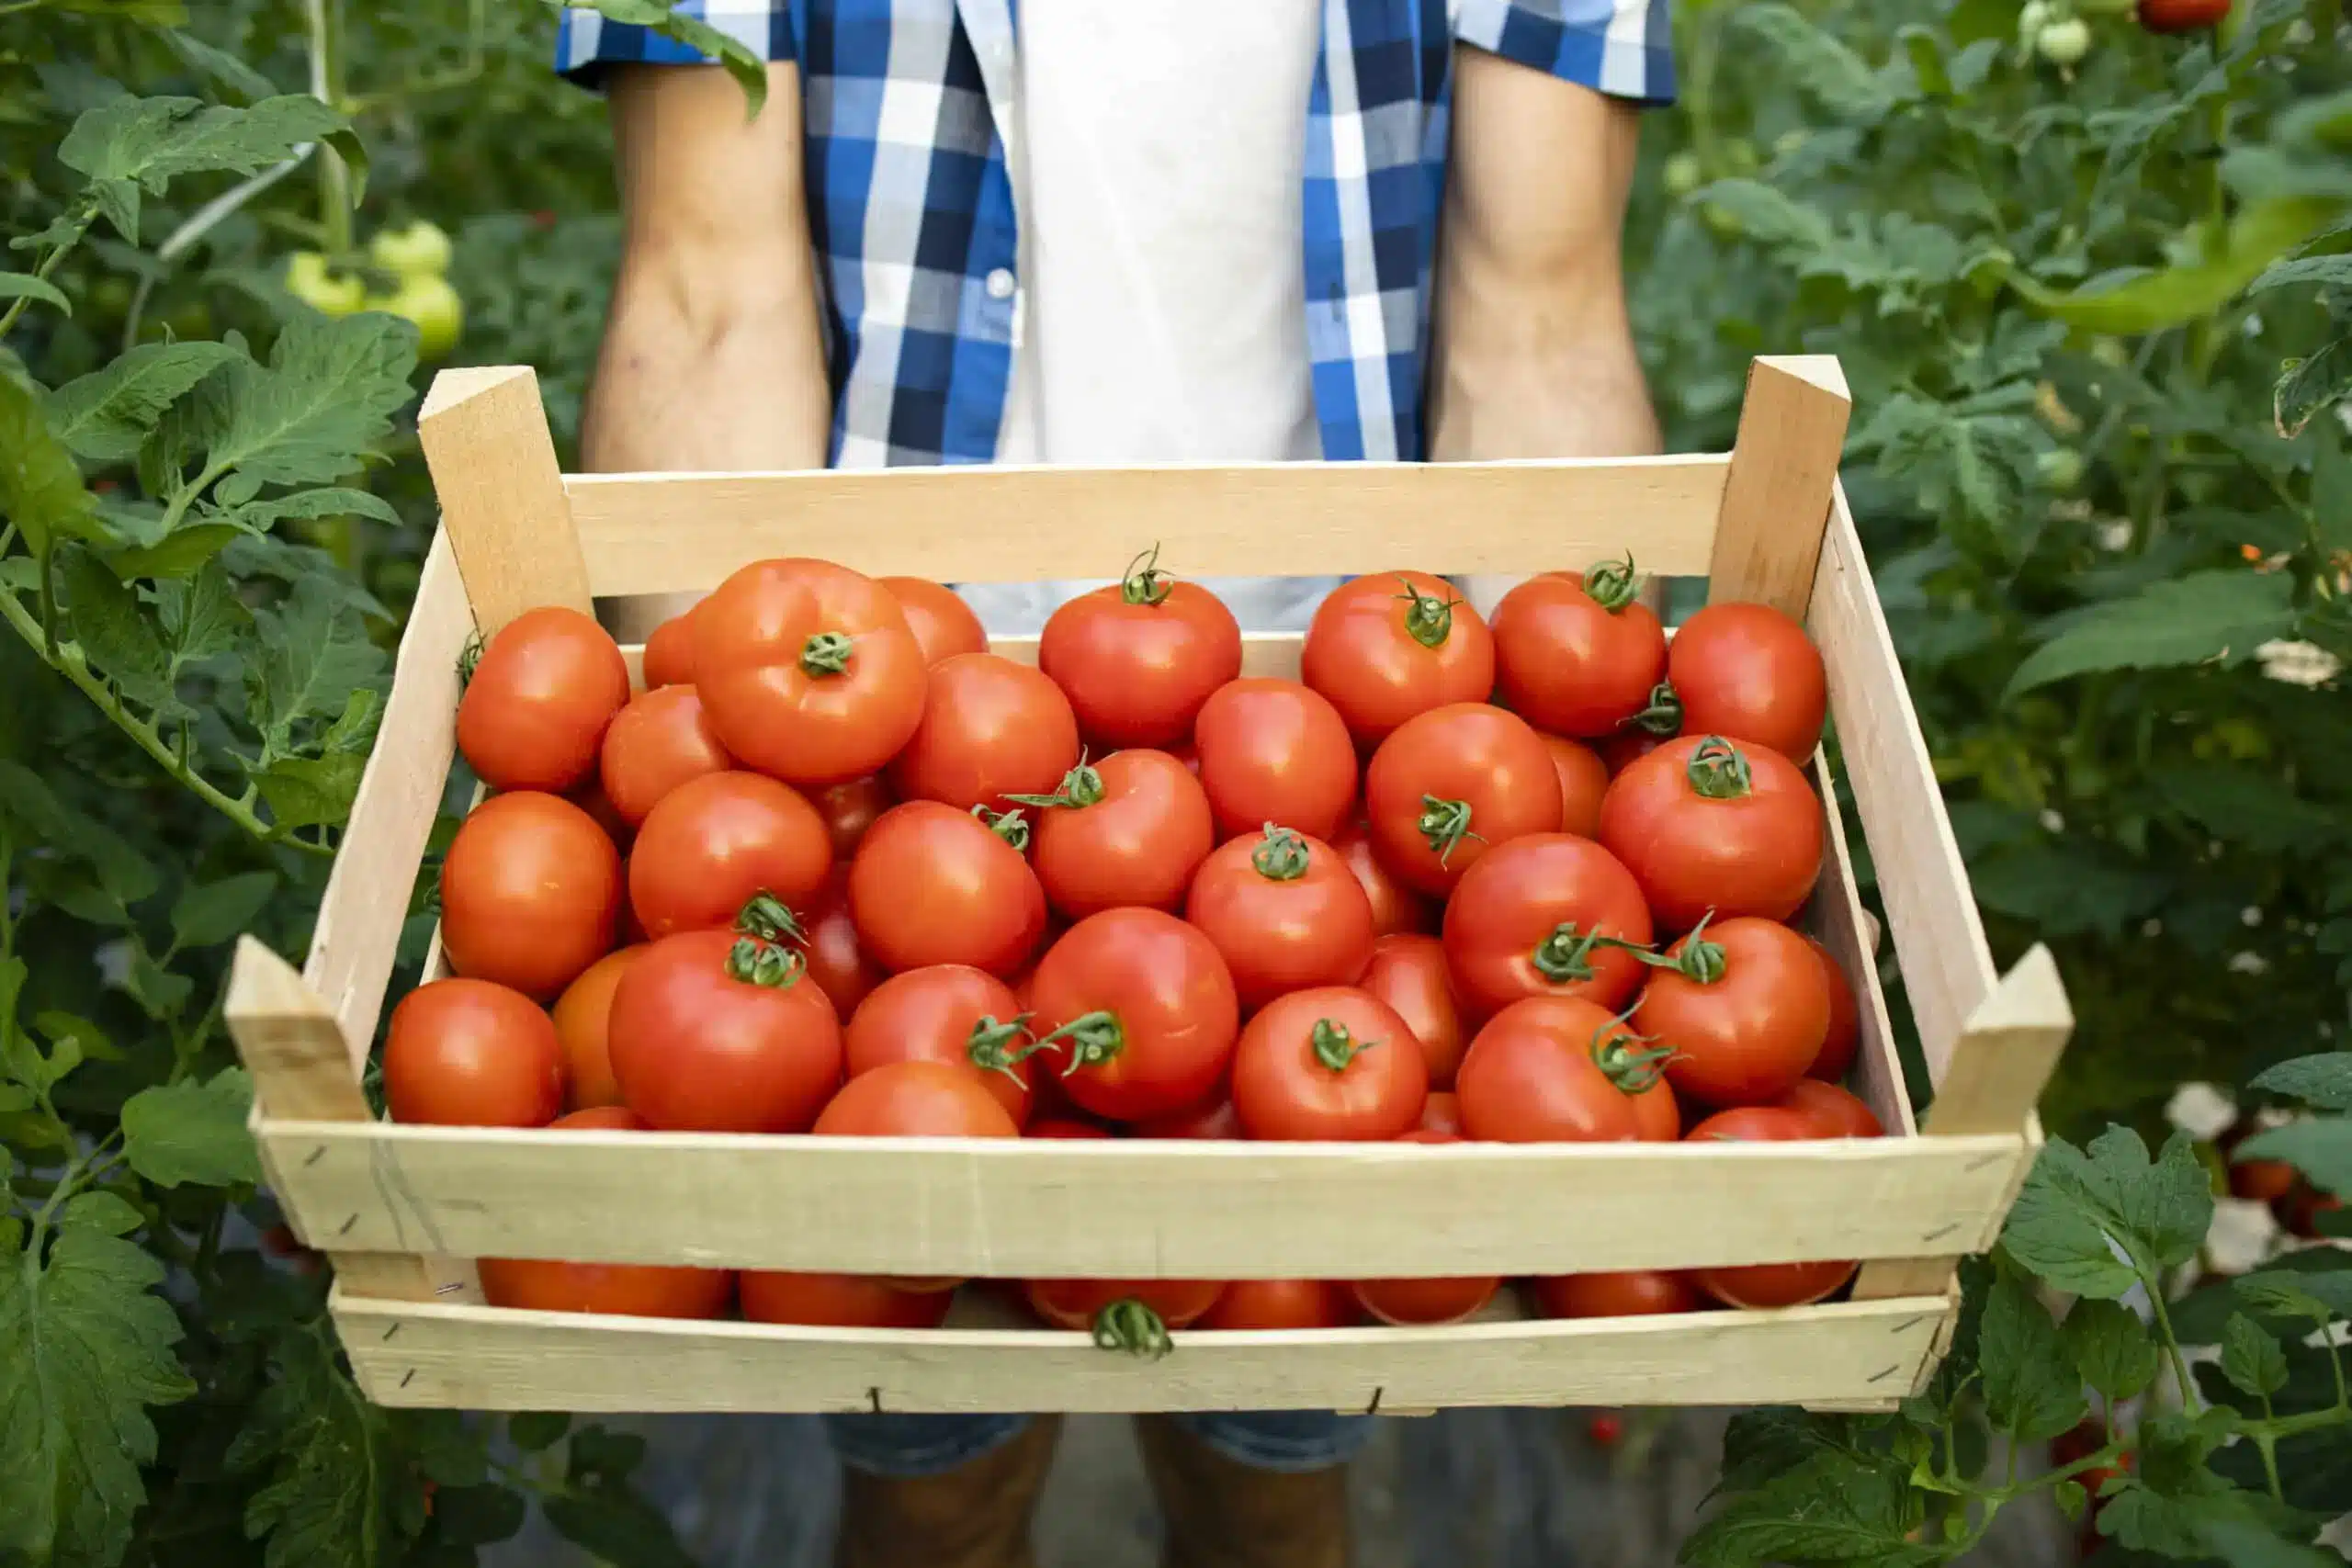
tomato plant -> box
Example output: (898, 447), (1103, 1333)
(1301, 570), (1496, 746)
(1196, 1279), (1355, 1329)
(1664, 602), (1827, 763)
(1453, 996), (1657, 1143)
(843, 964), (1035, 1125)
(879, 574), (989, 665)
(812, 1058), (1023, 1138)
(740, 1270), (956, 1328)
(598, 683), (733, 826)
(1358, 931), (1468, 1089)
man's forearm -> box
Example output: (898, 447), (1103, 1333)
(1426, 290), (1661, 462)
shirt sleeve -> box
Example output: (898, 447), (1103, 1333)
(555, 3), (795, 88)
(1453, 0), (1675, 107)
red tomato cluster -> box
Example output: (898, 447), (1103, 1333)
(401, 556), (1882, 1330)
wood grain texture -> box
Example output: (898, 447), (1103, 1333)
(1707, 356), (1852, 617)
(1808, 481), (1999, 1080)
(303, 531), (469, 1059)
(418, 366), (591, 628)
(561, 457), (1732, 597)
(1810, 750), (1919, 1146)
(261, 1120), (2025, 1278)
(335, 1287), (1949, 1414)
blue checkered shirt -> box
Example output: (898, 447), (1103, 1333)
(559, 1), (1672, 467)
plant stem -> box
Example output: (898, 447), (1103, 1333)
(2146, 1286), (2200, 1415)
(0, 210), (89, 340)
(2255, 1399), (2284, 1503)
(306, 0), (354, 255)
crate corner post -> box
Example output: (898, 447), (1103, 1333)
(1711, 355), (1853, 616)
(416, 364), (592, 632)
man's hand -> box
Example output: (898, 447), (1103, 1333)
(1431, 50), (1661, 614)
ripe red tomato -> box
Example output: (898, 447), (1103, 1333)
(1026, 907), (1240, 1121)
(1037, 552), (1240, 748)
(1628, 1070), (1681, 1142)
(441, 792), (621, 999)
(2230, 1156), (2299, 1203)
(1351, 1133), (1501, 1324)
(845, 964), (1035, 1125)
(1359, 933), (1466, 1089)
(811, 775), (894, 861)
(887, 653), (1080, 814)
(1023, 1278), (1226, 1334)
(1599, 726), (1674, 776)
(849, 802), (1048, 976)
(569, 773), (636, 851)
(1668, 603), (1828, 762)
(1454, 997), (1650, 1143)
(1301, 571), (1495, 747)
(383, 977), (563, 1127)
(1027, 1116), (1112, 1141)
(1185, 825), (1376, 1010)
(1685, 1106), (1856, 1308)
(1363, 704), (1561, 897)
(606, 929), (844, 1132)
(1772, 1079), (1883, 1138)
(479, 1254), (733, 1319)
(1804, 934), (1861, 1082)
(1531, 1270), (1700, 1319)
(693, 557), (928, 785)
(1198, 1279), (1354, 1330)
(798, 863), (885, 1017)
(1232, 987), (1430, 1142)
(641, 609), (698, 689)
(878, 575), (989, 665)
(1637, 918), (1832, 1107)
(2138, 0), (2229, 32)
(1542, 734), (1611, 839)
(1419, 1090), (1463, 1134)
(1130, 1095), (1243, 1140)
(1192, 678), (1358, 840)
(2280, 1185), (2345, 1239)
(628, 771), (831, 940)
(551, 945), (642, 1111)
(1022, 751), (1216, 920)
(1597, 736), (1823, 930)
(1331, 820), (1435, 937)
(457, 606), (631, 793)
(599, 685), (733, 826)
(1488, 563), (1667, 738)
(814, 1058), (1023, 1137)
(1441, 833), (1654, 1019)
(740, 1270), (956, 1328)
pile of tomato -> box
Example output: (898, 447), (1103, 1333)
(389, 550), (1883, 1343)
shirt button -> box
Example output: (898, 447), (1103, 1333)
(985, 268), (1016, 300)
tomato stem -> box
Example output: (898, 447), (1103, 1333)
(1120, 544), (1174, 607)
(1310, 1018), (1382, 1072)
(724, 936), (807, 989)
(1531, 921), (1618, 984)
(1583, 554), (1642, 612)
(1620, 912), (1727, 984)
(965, 1014), (1035, 1085)
(1392, 576), (1461, 649)
(1624, 680), (1682, 738)
(1250, 823), (1312, 880)
(1005, 756), (1104, 810)
(1091, 1298), (1174, 1359)
(1589, 1009), (1676, 1093)
(800, 631), (854, 676)
(1684, 737), (1753, 800)
(456, 631), (483, 687)
(970, 804), (1033, 852)
(735, 890), (808, 945)
(1028, 1010), (1125, 1076)
(1415, 795), (1483, 864)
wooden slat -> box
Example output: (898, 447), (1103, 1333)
(334, 1287), (1951, 1414)
(304, 531), (469, 1058)
(561, 456), (1733, 597)
(418, 367), (591, 630)
(259, 1120), (2026, 1279)
(1806, 482), (1999, 1079)
(1707, 356), (1852, 617)
(1811, 751), (1917, 1145)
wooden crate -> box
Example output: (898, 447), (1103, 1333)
(228, 355), (2073, 1416)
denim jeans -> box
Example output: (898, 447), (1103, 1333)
(823, 1411), (1374, 1478)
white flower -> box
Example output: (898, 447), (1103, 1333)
(2208, 1198), (2280, 1276)
(2165, 1081), (2237, 1141)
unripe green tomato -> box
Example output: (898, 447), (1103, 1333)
(2018, 0), (2053, 41)
(286, 251), (366, 317)
(365, 271), (464, 360)
(1663, 152), (1702, 197)
(369, 220), (454, 280)
(1703, 204), (1745, 241)
(2036, 17), (2093, 62)
(2037, 447), (2085, 493)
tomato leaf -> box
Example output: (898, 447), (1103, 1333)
(1965, 837), (2170, 939)
(2248, 1052), (2352, 1112)
(0, 1190), (196, 1568)
(1679, 1452), (1939, 1567)
(2003, 570), (2301, 700)
(243, 576), (388, 761)
(225, 1327), (395, 1568)
(2231, 1266), (2352, 1325)
(0, 371), (101, 560)
(2060, 1298), (2158, 1402)
(159, 28), (278, 102)
(40, 341), (238, 463)
(2149, 765), (2341, 854)
(187, 310), (417, 491)
(121, 1068), (260, 1189)
(0, 271), (70, 315)
(429, 1483), (527, 1546)
(169, 871), (277, 950)
(56, 95), (346, 243)
(2219, 1312), (2290, 1400)
(2001, 1130), (2211, 1296)
(1731, 5), (1896, 121)
(2008, 197), (2342, 335)
(2193, 1518), (2347, 1568)
(1979, 1266), (2087, 1443)
(507, 1412), (571, 1452)
(2235, 1119), (2352, 1199)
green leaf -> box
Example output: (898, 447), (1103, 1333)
(2011, 197), (2343, 335)
(0, 370), (100, 558)
(2275, 333), (2352, 440)
(2001, 1130), (2212, 1295)
(432, 1483), (527, 1546)
(1732, 4), (1894, 120)
(2237, 1119), (2352, 1198)
(57, 95), (347, 243)
(2219, 1313), (2290, 1399)
(2194, 1519), (2346, 1568)
(58, 543), (178, 713)
(244, 576), (389, 759)
(155, 560), (249, 671)
(226, 1328), (392, 1568)
(1692, 178), (1835, 249)
(2052, 1479), (2087, 1522)
(2232, 1267), (2352, 1324)
(121, 1067), (260, 1188)
(0, 760), (158, 908)
(113, 522), (244, 580)
(170, 871), (277, 949)
(220, 485), (402, 531)
(508, 1412), (571, 1452)
(1967, 838), (2169, 939)
(0, 273), (70, 315)
(41, 341), (238, 463)
(541, 1491), (699, 1568)
(2150, 765), (2341, 853)
(2061, 1298), (2159, 1402)
(2249, 1053), (2352, 1111)
(1979, 1267), (2087, 1443)
(191, 310), (418, 490)
(2004, 570), (2301, 700)
(1678, 1451), (1938, 1568)
(0, 1190), (196, 1568)
(161, 28), (278, 101)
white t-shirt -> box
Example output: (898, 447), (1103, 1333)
(954, 0), (1341, 633)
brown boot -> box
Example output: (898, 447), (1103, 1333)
(836, 1416), (1062, 1568)
(1135, 1416), (1350, 1568)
